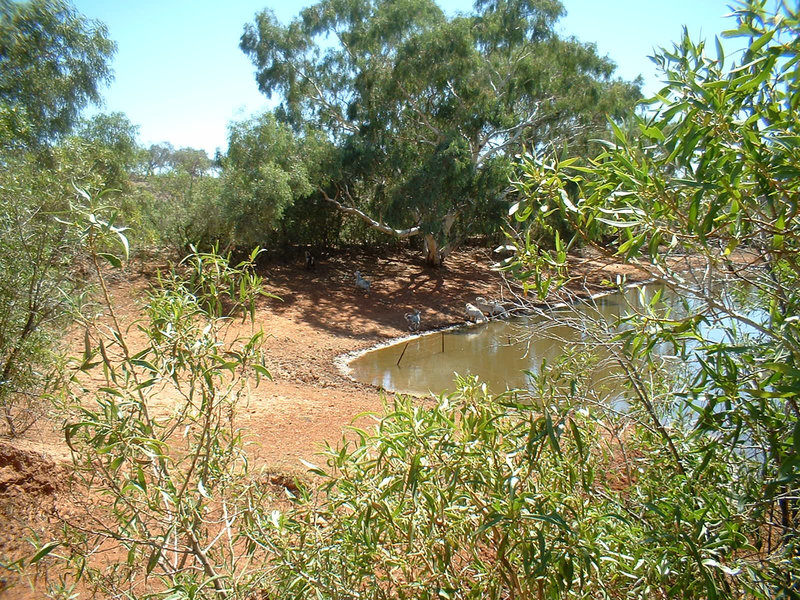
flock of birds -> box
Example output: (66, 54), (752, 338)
(352, 268), (508, 333)
(304, 250), (509, 334)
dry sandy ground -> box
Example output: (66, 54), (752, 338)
(0, 246), (642, 598)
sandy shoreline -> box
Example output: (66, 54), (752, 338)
(10, 246), (649, 471)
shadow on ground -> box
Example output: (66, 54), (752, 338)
(259, 246), (507, 339)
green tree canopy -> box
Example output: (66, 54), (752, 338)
(220, 112), (331, 249)
(0, 0), (115, 150)
(139, 142), (175, 176)
(170, 147), (213, 178)
(73, 111), (140, 192)
(241, 0), (640, 264)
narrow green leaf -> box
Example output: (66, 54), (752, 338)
(146, 547), (160, 575)
(638, 123), (666, 141)
(98, 252), (122, 269)
(29, 541), (61, 564)
(569, 418), (585, 459)
(131, 359), (159, 372)
(748, 29), (775, 57)
(115, 229), (130, 259)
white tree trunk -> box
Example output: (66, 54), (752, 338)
(423, 233), (444, 267)
(322, 187), (454, 267)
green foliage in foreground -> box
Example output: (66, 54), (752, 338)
(49, 342), (769, 598)
(30, 220), (780, 598)
(263, 376), (764, 599)
(0, 0), (116, 436)
(0, 148), (105, 437)
(507, 0), (800, 593)
(46, 225), (274, 598)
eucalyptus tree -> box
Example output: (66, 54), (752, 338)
(0, 0), (115, 150)
(140, 142), (176, 176)
(0, 0), (115, 435)
(241, 0), (639, 264)
(170, 147), (213, 178)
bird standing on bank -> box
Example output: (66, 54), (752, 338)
(404, 309), (421, 332)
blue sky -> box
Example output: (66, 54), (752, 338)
(72, 0), (739, 156)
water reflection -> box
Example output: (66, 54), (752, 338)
(347, 282), (762, 397)
(349, 287), (640, 396)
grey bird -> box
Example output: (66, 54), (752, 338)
(354, 270), (371, 293)
(404, 309), (421, 332)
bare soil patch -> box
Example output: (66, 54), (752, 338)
(0, 443), (69, 598)
(0, 245), (647, 597)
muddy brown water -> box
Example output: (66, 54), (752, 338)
(349, 280), (763, 400)
(348, 285), (676, 397)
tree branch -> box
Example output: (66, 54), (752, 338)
(320, 187), (421, 238)
(395, 81), (444, 143)
(476, 99), (553, 165)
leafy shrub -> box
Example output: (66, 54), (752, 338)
(0, 153), (91, 436)
(259, 372), (758, 599)
(134, 170), (225, 252)
(508, 0), (800, 594)
(48, 216), (276, 598)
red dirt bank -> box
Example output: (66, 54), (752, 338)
(0, 247), (642, 598)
